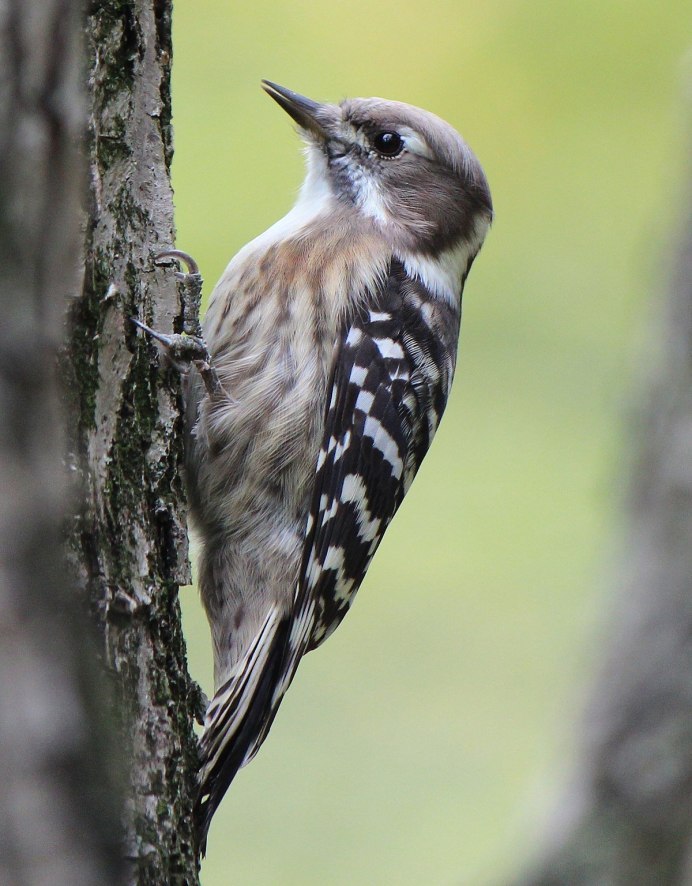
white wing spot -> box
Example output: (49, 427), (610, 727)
(340, 474), (382, 544)
(355, 390), (375, 414)
(362, 416), (403, 479)
(334, 576), (355, 605)
(322, 498), (339, 522)
(349, 365), (368, 386)
(374, 338), (405, 360)
(346, 328), (363, 347)
(323, 544), (346, 572)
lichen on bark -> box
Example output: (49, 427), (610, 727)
(64, 2), (201, 882)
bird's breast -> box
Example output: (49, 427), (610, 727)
(195, 219), (390, 534)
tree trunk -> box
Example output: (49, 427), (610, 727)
(0, 1), (123, 885)
(62, 1), (201, 883)
(516, 133), (692, 885)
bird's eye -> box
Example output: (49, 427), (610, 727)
(371, 131), (404, 157)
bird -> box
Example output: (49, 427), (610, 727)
(182, 80), (493, 851)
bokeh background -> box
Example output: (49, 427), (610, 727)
(171, 2), (692, 883)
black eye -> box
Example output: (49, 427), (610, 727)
(371, 131), (404, 157)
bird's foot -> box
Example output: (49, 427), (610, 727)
(132, 319), (223, 400)
(132, 250), (230, 401)
(190, 680), (209, 726)
(154, 249), (204, 339)
(132, 318), (208, 363)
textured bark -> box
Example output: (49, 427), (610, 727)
(62, 1), (201, 883)
(515, 143), (692, 883)
(0, 1), (122, 885)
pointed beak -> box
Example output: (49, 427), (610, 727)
(261, 80), (332, 140)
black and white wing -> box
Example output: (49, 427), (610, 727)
(301, 260), (461, 649)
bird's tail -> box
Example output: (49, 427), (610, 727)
(194, 603), (308, 854)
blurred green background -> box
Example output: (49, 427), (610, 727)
(171, 2), (691, 883)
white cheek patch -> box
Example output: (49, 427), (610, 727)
(356, 172), (389, 224)
(398, 239), (472, 305)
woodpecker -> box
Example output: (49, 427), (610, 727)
(182, 81), (492, 850)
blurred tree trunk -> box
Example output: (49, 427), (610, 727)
(62, 1), (202, 883)
(0, 0), (201, 884)
(515, 124), (692, 884)
(0, 1), (122, 885)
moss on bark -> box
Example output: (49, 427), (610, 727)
(64, 2), (200, 882)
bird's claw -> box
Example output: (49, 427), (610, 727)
(132, 318), (210, 363)
(135, 250), (233, 402)
(154, 249), (200, 280)
(154, 249), (205, 341)
(132, 318), (230, 402)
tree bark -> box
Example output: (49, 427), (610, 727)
(62, 1), (201, 883)
(515, 135), (692, 884)
(0, 1), (123, 885)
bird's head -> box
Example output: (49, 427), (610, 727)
(262, 80), (492, 257)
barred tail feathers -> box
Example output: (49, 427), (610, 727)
(194, 601), (312, 853)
